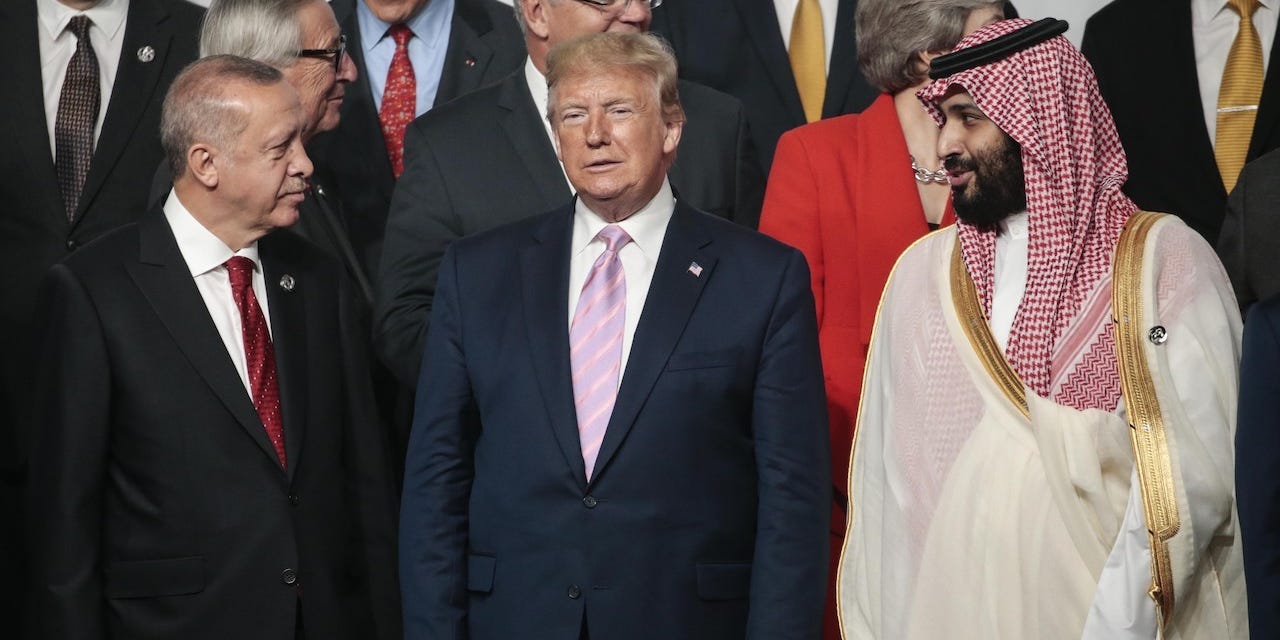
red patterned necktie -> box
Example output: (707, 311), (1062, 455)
(569, 225), (632, 481)
(55, 15), (100, 222)
(379, 23), (416, 178)
(225, 257), (286, 469)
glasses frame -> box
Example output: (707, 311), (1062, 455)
(297, 34), (347, 73)
(573, 0), (664, 12)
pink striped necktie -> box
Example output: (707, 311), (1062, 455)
(570, 225), (633, 481)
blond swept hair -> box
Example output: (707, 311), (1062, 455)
(545, 32), (685, 125)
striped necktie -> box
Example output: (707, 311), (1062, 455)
(569, 225), (632, 482)
(789, 0), (826, 123)
(1216, 0), (1264, 193)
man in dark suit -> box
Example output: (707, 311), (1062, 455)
(375, 0), (764, 389)
(1237, 290), (1280, 640)
(650, 0), (877, 171)
(0, 0), (201, 632)
(25, 56), (399, 640)
(1083, 0), (1280, 241)
(1216, 147), (1280, 313)
(399, 32), (830, 640)
(307, 0), (526, 283)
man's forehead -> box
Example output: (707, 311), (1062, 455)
(939, 86), (979, 110)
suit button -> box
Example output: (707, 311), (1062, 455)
(582, 495), (598, 508)
(567, 584), (581, 599)
(65, 239), (78, 251)
(281, 568), (297, 585)
(288, 494), (299, 506)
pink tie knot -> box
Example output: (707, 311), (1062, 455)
(388, 23), (413, 48)
(597, 225), (633, 253)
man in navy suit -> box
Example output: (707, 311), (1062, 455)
(399, 32), (830, 640)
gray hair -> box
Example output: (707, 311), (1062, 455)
(200, 0), (311, 67)
(161, 55), (285, 175)
(856, 0), (1003, 94)
(546, 32), (683, 124)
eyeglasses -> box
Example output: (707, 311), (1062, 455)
(573, 0), (664, 13)
(298, 34), (347, 72)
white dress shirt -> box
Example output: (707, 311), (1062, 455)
(524, 56), (574, 191)
(358, 0), (455, 115)
(990, 214), (1161, 640)
(567, 180), (676, 388)
(164, 190), (274, 398)
(37, 0), (128, 159)
(1193, 0), (1277, 144)
(772, 0), (838, 72)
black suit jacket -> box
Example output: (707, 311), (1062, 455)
(1216, 147), (1280, 313)
(0, 0), (201, 633)
(651, 0), (878, 171)
(1235, 291), (1280, 640)
(306, 0), (526, 282)
(374, 70), (764, 386)
(399, 200), (830, 640)
(25, 211), (401, 640)
(1083, 0), (1280, 241)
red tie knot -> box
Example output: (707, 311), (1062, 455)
(388, 23), (413, 49)
(225, 256), (256, 291)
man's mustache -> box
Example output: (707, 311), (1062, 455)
(943, 154), (976, 173)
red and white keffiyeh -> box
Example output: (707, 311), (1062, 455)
(919, 18), (1137, 411)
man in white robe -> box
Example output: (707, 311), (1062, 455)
(839, 18), (1248, 640)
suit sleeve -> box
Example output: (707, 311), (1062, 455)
(1237, 302), (1280, 640)
(374, 120), (463, 388)
(399, 245), (478, 640)
(731, 102), (766, 229)
(25, 264), (111, 639)
(338, 270), (403, 640)
(1217, 166), (1255, 314)
(746, 249), (831, 640)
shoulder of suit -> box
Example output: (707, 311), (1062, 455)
(154, 0), (207, 25)
(675, 79), (746, 117)
(1082, 0), (1146, 35)
(59, 221), (144, 273)
(412, 77), (509, 133)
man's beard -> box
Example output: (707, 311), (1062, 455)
(944, 133), (1028, 232)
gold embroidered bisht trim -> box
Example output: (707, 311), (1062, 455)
(1111, 210), (1179, 632)
(950, 236), (1030, 420)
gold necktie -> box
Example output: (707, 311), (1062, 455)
(789, 0), (826, 123)
(1216, 0), (1264, 193)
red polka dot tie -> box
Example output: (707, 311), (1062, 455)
(225, 257), (286, 469)
(379, 23), (416, 178)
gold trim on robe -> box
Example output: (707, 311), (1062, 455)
(950, 236), (1030, 420)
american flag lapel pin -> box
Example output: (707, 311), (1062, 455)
(687, 261), (703, 278)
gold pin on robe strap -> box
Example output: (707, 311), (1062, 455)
(950, 237), (1029, 420)
(1111, 210), (1179, 632)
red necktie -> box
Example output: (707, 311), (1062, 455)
(379, 23), (416, 178)
(225, 257), (286, 469)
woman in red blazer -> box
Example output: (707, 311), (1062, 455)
(759, 1), (1006, 637)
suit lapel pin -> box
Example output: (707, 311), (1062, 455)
(687, 261), (703, 278)
(279, 274), (296, 292)
(465, 57), (476, 68)
(136, 46), (155, 63)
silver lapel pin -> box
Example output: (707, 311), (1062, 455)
(136, 46), (155, 63)
(279, 274), (296, 292)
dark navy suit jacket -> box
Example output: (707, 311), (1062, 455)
(399, 200), (830, 640)
(1236, 293), (1280, 640)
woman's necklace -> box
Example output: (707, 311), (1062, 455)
(911, 155), (949, 185)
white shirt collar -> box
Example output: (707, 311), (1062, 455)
(163, 189), (262, 278)
(572, 179), (675, 261)
(525, 56), (550, 121)
(38, 0), (128, 44)
(999, 210), (1030, 240)
(1195, 0), (1275, 23)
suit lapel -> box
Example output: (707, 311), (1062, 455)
(589, 203), (715, 484)
(1167, 3), (1224, 193)
(436, 0), (496, 106)
(498, 73), (573, 204)
(519, 207), (586, 485)
(6, 0), (64, 223)
(77, 0), (174, 224)
(260, 235), (310, 485)
(1250, 8), (1280, 158)
(731, 0), (806, 126)
(126, 211), (286, 474)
